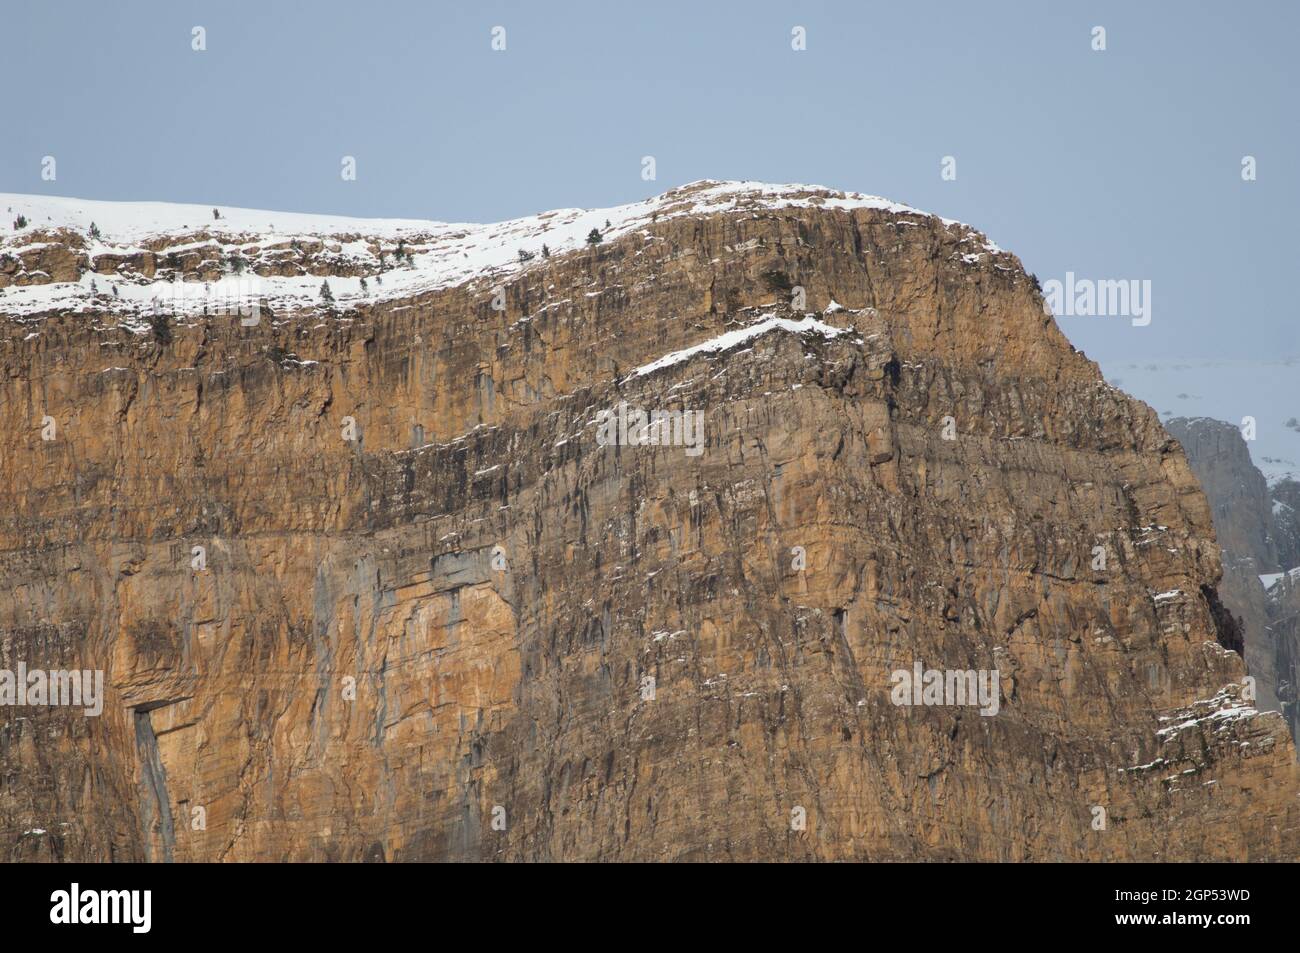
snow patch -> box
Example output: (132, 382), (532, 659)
(628, 315), (852, 380)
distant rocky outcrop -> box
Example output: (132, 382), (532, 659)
(1166, 416), (1300, 743)
(1272, 478), (1300, 569)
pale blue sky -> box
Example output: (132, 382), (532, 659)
(4, 0), (1296, 363)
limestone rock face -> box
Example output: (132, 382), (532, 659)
(1166, 416), (1300, 745)
(1, 182), (1296, 862)
(1272, 479), (1300, 571)
(1165, 418), (1279, 573)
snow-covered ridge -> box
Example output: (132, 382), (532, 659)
(1260, 566), (1300, 594)
(1154, 688), (1261, 741)
(0, 180), (1003, 321)
(1121, 686), (1268, 777)
(628, 314), (853, 380)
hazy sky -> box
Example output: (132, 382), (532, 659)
(4, 0), (1296, 364)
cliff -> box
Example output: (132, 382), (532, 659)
(1166, 416), (1300, 744)
(2, 181), (1296, 861)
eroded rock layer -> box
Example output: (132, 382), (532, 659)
(1, 182), (1296, 861)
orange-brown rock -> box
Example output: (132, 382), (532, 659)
(1, 182), (1295, 861)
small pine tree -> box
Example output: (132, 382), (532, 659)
(112, 284), (119, 297)
(14, 214), (28, 229)
(89, 222), (101, 240)
(586, 228), (602, 245)
(360, 276), (368, 293)
(90, 279), (98, 294)
(212, 208), (221, 220)
(320, 280), (334, 303)
(604, 219), (611, 228)
(541, 244), (550, 258)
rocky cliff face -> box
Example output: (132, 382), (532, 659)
(1272, 478), (1300, 571)
(2, 182), (1296, 861)
(1166, 416), (1300, 743)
